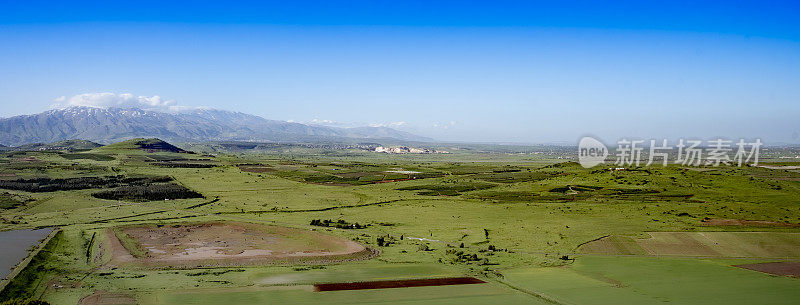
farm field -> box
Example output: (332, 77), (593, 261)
(0, 139), (799, 304)
(579, 232), (800, 257)
(106, 222), (374, 268)
(503, 256), (800, 305)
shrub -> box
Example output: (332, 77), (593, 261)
(309, 219), (366, 229)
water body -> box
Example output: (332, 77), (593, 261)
(0, 228), (53, 281)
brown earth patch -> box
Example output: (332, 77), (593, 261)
(758, 165), (800, 170)
(14, 157), (41, 162)
(735, 262), (800, 277)
(701, 218), (800, 227)
(107, 222), (374, 268)
(78, 291), (137, 305)
(314, 277), (486, 291)
(237, 165), (276, 173)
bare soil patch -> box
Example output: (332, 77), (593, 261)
(237, 164), (276, 173)
(314, 277), (486, 291)
(735, 262), (800, 277)
(78, 291), (136, 305)
(14, 157), (41, 163)
(107, 222), (373, 267)
(701, 218), (800, 227)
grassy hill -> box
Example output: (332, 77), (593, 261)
(95, 138), (191, 154)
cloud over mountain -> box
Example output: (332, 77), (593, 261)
(53, 93), (182, 112)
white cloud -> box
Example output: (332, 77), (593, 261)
(307, 119), (410, 130)
(310, 118), (338, 125)
(305, 118), (359, 128)
(369, 121), (407, 128)
(52, 93), (183, 112)
(432, 121), (457, 129)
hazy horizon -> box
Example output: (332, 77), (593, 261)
(1, 1), (799, 144)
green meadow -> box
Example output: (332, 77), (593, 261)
(1, 139), (799, 304)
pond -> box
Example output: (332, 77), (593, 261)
(0, 228), (53, 281)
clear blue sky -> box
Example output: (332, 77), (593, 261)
(1, 1), (799, 143)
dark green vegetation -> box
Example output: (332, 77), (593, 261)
(0, 139), (799, 304)
(98, 138), (191, 154)
(0, 192), (31, 210)
(309, 219), (367, 229)
(59, 153), (114, 161)
(0, 176), (172, 193)
(92, 183), (203, 201)
(397, 181), (496, 196)
(0, 299), (51, 305)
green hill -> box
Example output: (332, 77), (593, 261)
(97, 138), (191, 154)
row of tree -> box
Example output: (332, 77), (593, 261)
(309, 219), (367, 229)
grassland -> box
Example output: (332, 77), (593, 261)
(0, 139), (799, 304)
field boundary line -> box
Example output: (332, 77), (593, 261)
(215, 199), (404, 214)
(494, 278), (567, 305)
(574, 234), (610, 249)
(185, 197), (219, 209)
(513, 250), (800, 260)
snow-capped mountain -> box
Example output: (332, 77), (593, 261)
(0, 107), (430, 146)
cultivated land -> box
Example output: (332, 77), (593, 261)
(0, 138), (799, 304)
(107, 222), (373, 267)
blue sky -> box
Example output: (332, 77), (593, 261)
(1, 1), (799, 143)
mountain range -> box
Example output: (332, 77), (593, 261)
(0, 107), (430, 146)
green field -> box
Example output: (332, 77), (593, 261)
(1, 139), (799, 304)
(503, 256), (800, 305)
(579, 232), (800, 257)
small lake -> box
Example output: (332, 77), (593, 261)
(0, 228), (53, 281)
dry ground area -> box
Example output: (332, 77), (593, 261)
(236, 164), (276, 173)
(578, 232), (800, 258)
(77, 291), (136, 305)
(735, 262), (800, 277)
(106, 222), (374, 267)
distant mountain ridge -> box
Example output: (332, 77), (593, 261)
(0, 106), (430, 146)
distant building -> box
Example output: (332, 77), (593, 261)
(373, 146), (448, 154)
